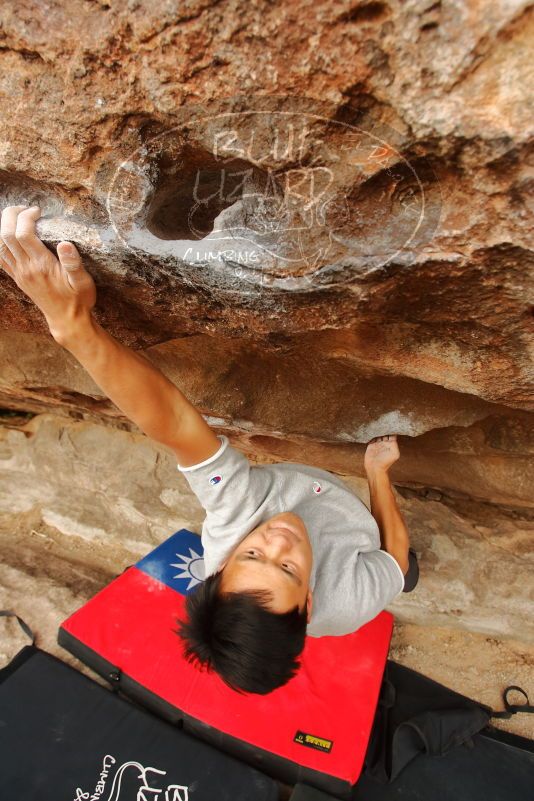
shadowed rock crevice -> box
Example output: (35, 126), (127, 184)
(336, 2), (391, 26)
(145, 147), (277, 242)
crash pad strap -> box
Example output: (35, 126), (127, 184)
(0, 610), (35, 645)
(491, 685), (534, 719)
(364, 660), (534, 785)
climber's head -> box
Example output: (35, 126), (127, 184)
(218, 512), (314, 617)
(176, 512), (313, 694)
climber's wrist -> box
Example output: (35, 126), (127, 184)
(364, 463), (390, 483)
(50, 309), (97, 349)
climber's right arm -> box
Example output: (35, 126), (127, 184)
(364, 435), (410, 575)
(0, 204), (221, 468)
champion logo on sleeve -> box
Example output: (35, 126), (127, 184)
(209, 474), (223, 485)
(312, 481), (322, 494)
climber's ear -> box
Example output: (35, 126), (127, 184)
(306, 590), (313, 624)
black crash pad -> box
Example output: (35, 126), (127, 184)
(0, 646), (278, 801)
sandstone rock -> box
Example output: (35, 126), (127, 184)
(0, 0), (533, 672)
(1, 329), (533, 509)
(0, 413), (533, 645)
(0, 2), (532, 409)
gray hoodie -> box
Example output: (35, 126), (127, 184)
(177, 435), (404, 637)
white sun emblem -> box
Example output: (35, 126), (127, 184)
(170, 548), (206, 590)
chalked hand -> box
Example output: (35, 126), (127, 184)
(0, 205), (97, 341)
(364, 434), (400, 475)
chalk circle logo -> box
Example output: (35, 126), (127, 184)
(106, 94), (442, 292)
(209, 474), (223, 485)
(312, 481), (322, 494)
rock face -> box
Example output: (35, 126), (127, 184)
(0, 1), (533, 644)
(1, 412), (533, 644)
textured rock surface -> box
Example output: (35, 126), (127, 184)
(1, 412), (533, 740)
(1, 412), (533, 642)
(1, 0), (533, 409)
(0, 0), (533, 710)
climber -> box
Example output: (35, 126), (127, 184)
(0, 204), (418, 695)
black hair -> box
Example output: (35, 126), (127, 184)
(175, 570), (308, 695)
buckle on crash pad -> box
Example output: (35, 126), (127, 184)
(108, 668), (122, 692)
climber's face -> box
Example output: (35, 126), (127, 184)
(218, 512), (313, 622)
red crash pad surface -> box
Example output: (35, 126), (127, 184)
(60, 533), (392, 787)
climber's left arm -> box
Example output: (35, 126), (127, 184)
(0, 204), (221, 468)
(57, 314), (222, 467)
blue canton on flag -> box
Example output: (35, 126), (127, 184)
(136, 529), (205, 596)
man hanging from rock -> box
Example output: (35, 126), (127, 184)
(0, 205), (419, 695)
